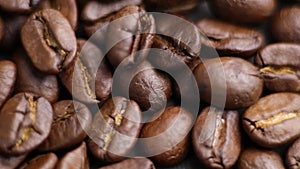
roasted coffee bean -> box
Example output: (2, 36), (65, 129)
(237, 148), (285, 169)
(0, 92), (53, 156)
(113, 61), (172, 111)
(0, 60), (17, 108)
(0, 154), (26, 169)
(18, 152), (58, 169)
(143, 0), (198, 13)
(197, 18), (264, 57)
(194, 57), (263, 109)
(21, 9), (77, 74)
(192, 107), (241, 169)
(0, 0), (40, 13)
(95, 57), (112, 101)
(56, 142), (89, 169)
(98, 157), (155, 169)
(88, 97), (142, 163)
(39, 100), (92, 152)
(81, 0), (141, 22)
(271, 5), (300, 42)
(38, 0), (78, 29)
(286, 137), (300, 169)
(84, 5), (155, 68)
(243, 93), (300, 148)
(208, 0), (277, 24)
(255, 43), (300, 92)
(12, 49), (59, 103)
(140, 106), (193, 167)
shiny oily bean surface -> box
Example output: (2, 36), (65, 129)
(208, 0), (277, 24)
(286, 137), (300, 169)
(197, 18), (264, 58)
(38, 100), (92, 152)
(21, 9), (77, 74)
(194, 57), (263, 109)
(18, 152), (58, 169)
(140, 106), (193, 167)
(0, 60), (16, 108)
(0, 0), (40, 13)
(237, 148), (285, 169)
(243, 93), (300, 148)
(143, 0), (198, 13)
(192, 107), (241, 169)
(88, 96), (142, 163)
(98, 157), (155, 169)
(0, 92), (53, 156)
(255, 43), (300, 92)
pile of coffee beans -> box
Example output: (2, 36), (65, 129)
(0, 0), (299, 169)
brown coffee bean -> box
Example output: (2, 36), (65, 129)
(143, 0), (198, 13)
(56, 142), (89, 169)
(0, 92), (53, 156)
(286, 137), (300, 169)
(0, 60), (17, 108)
(39, 100), (92, 152)
(98, 157), (155, 169)
(0, 0), (40, 13)
(140, 106), (193, 167)
(255, 43), (300, 92)
(38, 0), (78, 30)
(21, 9), (77, 74)
(271, 6), (300, 42)
(12, 49), (59, 103)
(243, 93), (300, 148)
(194, 57), (263, 109)
(237, 148), (285, 169)
(192, 107), (241, 169)
(95, 58), (112, 101)
(208, 0), (277, 24)
(18, 152), (58, 169)
(0, 154), (26, 169)
(197, 18), (264, 57)
(88, 97), (142, 163)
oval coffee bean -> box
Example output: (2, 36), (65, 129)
(192, 107), (241, 169)
(255, 43), (300, 92)
(271, 5), (300, 42)
(0, 154), (26, 169)
(237, 148), (285, 169)
(0, 60), (17, 108)
(208, 0), (277, 24)
(143, 0), (198, 13)
(197, 18), (264, 57)
(98, 157), (155, 169)
(21, 9), (77, 74)
(0, 92), (53, 155)
(140, 106), (193, 167)
(56, 142), (89, 169)
(286, 137), (300, 169)
(88, 97), (142, 163)
(18, 152), (58, 169)
(243, 93), (300, 148)
(39, 100), (92, 152)
(12, 49), (59, 103)
(0, 0), (40, 13)
(194, 57), (263, 109)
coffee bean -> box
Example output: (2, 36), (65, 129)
(271, 5), (300, 42)
(21, 9), (77, 74)
(56, 142), (89, 169)
(192, 107), (241, 169)
(18, 152), (58, 169)
(0, 60), (16, 108)
(243, 93), (300, 148)
(208, 0), (277, 24)
(12, 49), (59, 103)
(143, 0), (198, 13)
(0, 154), (26, 169)
(0, 0), (40, 13)
(197, 18), (264, 57)
(237, 148), (285, 169)
(140, 106), (193, 167)
(98, 157), (155, 169)
(286, 137), (300, 169)
(95, 58), (113, 101)
(88, 97), (142, 163)
(194, 57), (263, 109)
(0, 92), (53, 156)
(38, 0), (78, 30)
(255, 43), (300, 92)
(38, 100), (92, 152)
